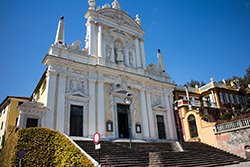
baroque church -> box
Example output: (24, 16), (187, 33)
(17, 0), (177, 141)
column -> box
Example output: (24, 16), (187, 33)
(97, 80), (105, 137)
(88, 79), (96, 137)
(134, 37), (141, 68)
(214, 92), (221, 108)
(56, 73), (66, 133)
(17, 112), (24, 129)
(97, 25), (103, 58)
(125, 46), (129, 66)
(146, 91), (156, 138)
(140, 89), (149, 138)
(140, 40), (146, 69)
(88, 21), (96, 56)
(44, 69), (57, 129)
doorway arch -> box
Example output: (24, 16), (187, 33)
(188, 114), (198, 138)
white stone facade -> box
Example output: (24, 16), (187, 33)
(23, 0), (177, 141)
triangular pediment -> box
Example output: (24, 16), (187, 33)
(97, 8), (141, 29)
(152, 104), (167, 111)
(66, 90), (86, 97)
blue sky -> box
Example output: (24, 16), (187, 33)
(0, 0), (249, 102)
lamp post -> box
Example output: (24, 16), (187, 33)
(124, 96), (132, 148)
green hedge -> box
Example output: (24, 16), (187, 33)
(8, 128), (93, 167)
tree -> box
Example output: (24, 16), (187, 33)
(184, 79), (206, 88)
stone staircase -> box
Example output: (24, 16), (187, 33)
(75, 140), (247, 167)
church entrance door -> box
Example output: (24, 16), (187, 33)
(117, 104), (130, 138)
(70, 105), (83, 136)
(156, 115), (166, 139)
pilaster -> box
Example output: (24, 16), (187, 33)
(97, 24), (103, 58)
(140, 39), (146, 69)
(56, 73), (67, 133)
(140, 89), (149, 138)
(97, 80), (105, 137)
(134, 37), (141, 68)
(164, 90), (177, 140)
(44, 69), (57, 129)
(88, 79), (96, 137)
(88, 20), (96, 56)
(146, 90), (156, 138)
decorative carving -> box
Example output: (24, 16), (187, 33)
(97, 10), (141, 29)
(120, 75), (129, 88)
(68, 41), (80, 51)
(105, 44), (112, 62)
(114, 41), (124, 63)
(102, 4), (111, 9)
(84, 29), (89, 49)
(227, 130), (250, 145)
(68, 79), (87, 95)
(129, 52), (134, 66)
(147, 63), (161, 75)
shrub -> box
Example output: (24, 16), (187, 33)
(6, 128), (93, 167)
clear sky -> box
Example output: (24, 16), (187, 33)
(0, 0), (249, 102)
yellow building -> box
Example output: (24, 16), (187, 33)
(174, 79), (248, 147)
(0, 96), (29, 148)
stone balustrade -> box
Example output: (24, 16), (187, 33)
(214, 117), (250, 134)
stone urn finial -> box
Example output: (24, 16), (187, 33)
(88, 0), (96, 10)
(135, 14), (141, 26)
(112, 0), (121, 10)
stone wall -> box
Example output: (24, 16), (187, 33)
(216, 128), (250, 158)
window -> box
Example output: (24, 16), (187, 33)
(225, 93), (230, 103)
(26, 118), (38, 128)
(18, 101), (24, 106)
(219, 92), (224, 103)
(70, 105), (83, 136)
(236, 95), (240, 104)
(230, 94), (234, 104)
(188, 114), (198, 138)
(15, 117), (19, 126)
(1, 122), (3, 130)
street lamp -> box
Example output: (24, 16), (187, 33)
(124, 96), (132, 148)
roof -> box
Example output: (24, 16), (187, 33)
(30, 69), (47, 99)
(0, 96), (29, 112)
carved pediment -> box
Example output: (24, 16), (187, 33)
(152, 104), (167, 111)
(97, 8), (141, 29)
(66, 91), (90, 102)
(66, 91), (86, 97)
(19, 101), (49, 113)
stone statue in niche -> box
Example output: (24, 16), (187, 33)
(105, 44), (111, 61)
(129, 52), (133, 66)
(114, 42), (124, 63)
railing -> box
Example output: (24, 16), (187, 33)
(190, 100), (201, 107)
(214, 117), (250, 134)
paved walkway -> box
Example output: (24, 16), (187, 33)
(224, 161), (250, 167)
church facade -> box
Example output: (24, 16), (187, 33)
(17, 0), (177, 141)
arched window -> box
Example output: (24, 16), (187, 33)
(188, 114), (198, 138)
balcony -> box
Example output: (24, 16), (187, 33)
(214, 117), (250, 134)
